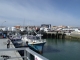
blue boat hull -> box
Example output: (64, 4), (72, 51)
(28, 42), (46, 54)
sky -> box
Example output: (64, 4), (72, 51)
(0, 0), (80, 27)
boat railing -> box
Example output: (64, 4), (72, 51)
(22, 35), (46, 43)
(0, 48), (49, 60)
(32, 39), (46, 43)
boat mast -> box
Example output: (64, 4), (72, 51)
(23, 18), (25, 29)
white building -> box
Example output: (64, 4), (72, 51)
(10, 27), (16, 31)
(62, 28), (80, 33)
(1, 27), (8, 31)
(20, 27), (25, 32)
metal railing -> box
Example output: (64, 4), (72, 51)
(0, 48), (49, 60)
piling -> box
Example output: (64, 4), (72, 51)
(42, 31), (65, 39)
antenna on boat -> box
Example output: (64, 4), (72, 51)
(33, 30), (42, 40)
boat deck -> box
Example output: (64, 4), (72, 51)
(0, 38), (23, 60)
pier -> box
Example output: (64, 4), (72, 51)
(0, 39), (22, 60)
(0, 38), (49, 60)
(42, 31), (66, 39)
(65, 33), (80, 40)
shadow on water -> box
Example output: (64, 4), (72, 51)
(43, 45), (60, 53)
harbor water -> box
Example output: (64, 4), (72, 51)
(43, 39), (80, 60)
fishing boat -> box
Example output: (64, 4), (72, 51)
(22, 34), (46, 54)
(8, 32), (23, 48)
(8, 31), (46, 54)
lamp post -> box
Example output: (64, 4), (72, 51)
(0, 21), (6, 31)
(1, 21), (6, 27)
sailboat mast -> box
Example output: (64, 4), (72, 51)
(23, 19), (25, 28)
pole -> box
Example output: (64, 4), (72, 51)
(1, 21), (6, 27)
(23, 19), (25, 29)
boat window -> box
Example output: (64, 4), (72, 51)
(13, 39), (21, 41)
(33, 36), (36, 40)
(16, 39), (21, 41)
(33, 36), (40, 40)
(36, 37), (40, 40)
(27, 35), (40, 40)
(27, 35), (33, 39)
(0, 32), (3, 36)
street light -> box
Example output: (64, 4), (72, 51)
(1, 21), (6, 27)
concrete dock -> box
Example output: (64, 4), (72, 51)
(42, 31), (66, 39)
(0, 38), (49, 60)
(0, 38), (23, 60)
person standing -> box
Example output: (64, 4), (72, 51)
(26, 41), (28, 47)
(7, 39), (10, 48)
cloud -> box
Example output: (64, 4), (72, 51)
(0, 0), (80, 27)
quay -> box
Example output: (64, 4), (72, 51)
(65, 32), (80, 40)
(42, 31), (66, 39)
(0, 38), (22, 60)
(0, 38), (49, 60)
(42, 31), (80, 40)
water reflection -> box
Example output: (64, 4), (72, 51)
(43, 45), (60, 53)
(43, 39), (80, 60)
(45, 39), (66, 45)
(43, 39), (66, 53)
